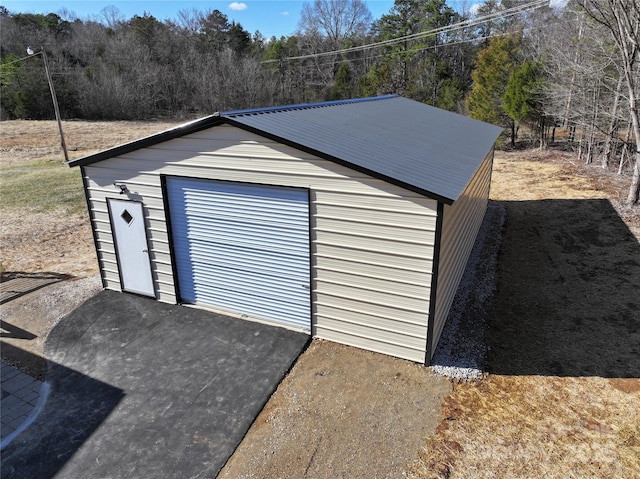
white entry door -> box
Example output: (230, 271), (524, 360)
(108, 198), (155, 297)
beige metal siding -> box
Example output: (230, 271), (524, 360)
(82, 124), (438, 362)
(430, 149), (494, 358)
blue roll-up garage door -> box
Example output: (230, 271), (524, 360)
(166, 177), (310, 331)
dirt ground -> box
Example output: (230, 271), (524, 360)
(0, 119), (182, 165)
(2, 121), (639, 477)
(410, 150), (640, 478)
(219, 340), (451, 478)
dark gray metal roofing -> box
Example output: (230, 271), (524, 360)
(69, 95), (502, 204)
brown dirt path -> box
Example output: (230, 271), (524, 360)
(218, 340), (452, 479)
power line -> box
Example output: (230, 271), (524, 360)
(0, 52), (40, 68)
(276, 24), (548, 75)
(262, 0), (549, 64)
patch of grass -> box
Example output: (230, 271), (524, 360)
(0, 157), (85, 214)
(411, 375), (640, 478)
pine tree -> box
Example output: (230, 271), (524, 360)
(330, 61), (357, 100)
(467, 34), (521, 126)
(502, 59), (544, 146)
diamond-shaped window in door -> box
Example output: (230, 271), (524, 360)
(121, 209), (134, 225)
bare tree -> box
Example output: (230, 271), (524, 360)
(298, 0), (372, 49)
(602, 73), (624, 168)
(577, 0), (640, 204)
(293, 1), (373, 99)
(100, 5), (124, 29)
(176, 8), (202, 34)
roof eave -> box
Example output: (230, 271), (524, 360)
(66, 114), (225, 168)
(66, 106), (474, 204)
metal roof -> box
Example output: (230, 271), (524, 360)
(69, 95), (502, 204)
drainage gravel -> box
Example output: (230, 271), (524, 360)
(430, 202), (506, 381)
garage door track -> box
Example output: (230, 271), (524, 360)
(1, 290), (309, 478)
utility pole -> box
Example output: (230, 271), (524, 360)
(27, 46), (69, 162)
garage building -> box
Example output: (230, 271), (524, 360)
(69, 95), (502, 364)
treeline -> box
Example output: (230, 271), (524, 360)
(0, 7), (272, 119)
(0, 0), (479, 119)
(0, 0), (638, 202)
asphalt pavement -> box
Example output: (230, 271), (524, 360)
(1, 290), (309, 478)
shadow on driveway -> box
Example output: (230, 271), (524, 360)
(1, 290), (309, 478)
(1, 346), (124, 476)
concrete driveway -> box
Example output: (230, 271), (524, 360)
(1, 290), (309, 479)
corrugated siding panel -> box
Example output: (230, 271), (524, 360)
(430, 150), (494, 357)
(82, 124), (438, 362)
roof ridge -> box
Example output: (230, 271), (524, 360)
(222, 95), (398, 118)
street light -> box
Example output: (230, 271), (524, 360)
(27, 46), (69, 162)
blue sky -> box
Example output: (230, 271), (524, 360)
(0, 0), (413, 38)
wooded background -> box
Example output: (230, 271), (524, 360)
(1, 0), (638, 203)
